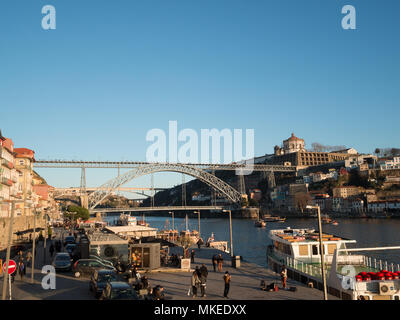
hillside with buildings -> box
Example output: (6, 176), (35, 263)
(146, 133), (400, 217)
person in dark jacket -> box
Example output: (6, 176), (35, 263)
(223, 271), (231, 298)
(17, 260), (26, 281)
(212, 254), (217, 272)
(199, 264), (208, 297)
(190, 249), (195, 263)
(49, 244), (55, 257)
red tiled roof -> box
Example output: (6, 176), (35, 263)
(285, 133), (304, 142)
(14, 148), (35, 161)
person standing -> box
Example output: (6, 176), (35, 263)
(280, 265), (287, 289)
(199, 264), (208, 297)
(17, 260), (26, 281)
(49, 243), (55, 258)
(26, 251), (32, 267)
(217, 254), (223, 272)
(212, 254), (217, 272)
(223, 271), (231, 298)
(191, 270), (199, 298)
(191, 249), (195, 263)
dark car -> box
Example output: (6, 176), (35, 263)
(100, 282), (140, 300)
(73, 259), (114, 278)
(52, 252), (72, 272)
(64, 236), (75, 246)
(90, 269), (118, 298)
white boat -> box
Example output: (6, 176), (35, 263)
(266, 227), (400, 300)
(206, 233), (229, 253)
(116, 214), (137, 226)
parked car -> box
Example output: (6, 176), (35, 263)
(52, 252), (72, 272)
(73, 259), (114, 278)
(89, 255), (114, 268)
(99, 282), (140, 300)
(89, 269), (118, 298)
(64, 236), (75, 246)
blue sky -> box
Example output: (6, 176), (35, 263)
(1, 0), (399, 191)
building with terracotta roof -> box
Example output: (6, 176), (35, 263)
(0, 132), (22, 217)
(15, 147), (35, 216)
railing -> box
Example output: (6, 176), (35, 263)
(285, 256), (324, 278)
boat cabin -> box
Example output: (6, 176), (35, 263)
(269, 228), (362, 265)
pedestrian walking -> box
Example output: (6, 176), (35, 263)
(191, 270), (200, 298)
(223, 271), (231, 298)
(18, 249), (23, 261)
(217, 254), (223, 272)
(25, 251), (32, 267)
(49, 243), (55, 257)
(212, 254), (217, 272)
(17, 260), (26, 281)
(197, 238), (203, 250)
(199, 264), (208, 297)
(280, 265), (287, 289)
(191, 249), (195, 263)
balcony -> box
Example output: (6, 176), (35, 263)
(1, 177), (13, 187)
(1, 159), (14, 169)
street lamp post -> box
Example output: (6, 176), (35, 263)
(307, 205), (328, 300)
(2, 201), (15, 300)
(194, 210), (200, 237)
(222, 209), (233, 257)
(168, 211), (174, 231)
(31, 207), (41, 284)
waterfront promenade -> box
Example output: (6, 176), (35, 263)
(0, 242), (337, 300)
(146, 247), (338, 300)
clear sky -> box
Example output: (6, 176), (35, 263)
(1, 0), (399, 191)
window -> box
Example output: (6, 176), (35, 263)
(89, 261), (101, 267)
(312, 245), (318, 255)
(19, 160), (24, 165)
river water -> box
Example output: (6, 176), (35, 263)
(104, 215), (400, 268)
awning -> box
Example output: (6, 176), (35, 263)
(14, 227), (45, 235)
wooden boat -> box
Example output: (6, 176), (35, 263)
(264, 215), (286, 223)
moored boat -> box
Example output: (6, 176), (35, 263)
(264, 215), (286, 223)
(266, 227), (400, 300)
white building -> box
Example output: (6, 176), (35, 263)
(379, 157), (400, 170)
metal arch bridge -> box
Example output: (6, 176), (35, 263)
(34, 160), (297, 172)
(87, 163), (244, 210)
(90, 206), (225, 214)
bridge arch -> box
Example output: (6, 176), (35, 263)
(88, 163), (242, 209)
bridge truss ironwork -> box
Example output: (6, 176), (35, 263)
(87, 163), (245, 210)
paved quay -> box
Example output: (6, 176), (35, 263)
(0, 228), (337, 300)
(145, 247), (338, 300)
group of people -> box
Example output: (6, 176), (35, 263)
(11, 250), (30, 282)
(191, 264), (208, 298)
(211, 254), (224, 272)
(189, 255), (232, 299)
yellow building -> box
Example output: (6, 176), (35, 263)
(15, 148), (35, 216)
(332, 186), (362, 199)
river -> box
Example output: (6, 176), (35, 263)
(104, 215), (400, 267)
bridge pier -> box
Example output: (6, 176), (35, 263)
(80, 194), (89, 209)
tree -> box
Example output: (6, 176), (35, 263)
(66, 205), (90, 221)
